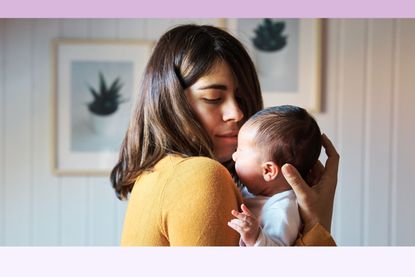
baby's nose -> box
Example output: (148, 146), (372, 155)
(232, 151), (237, 162)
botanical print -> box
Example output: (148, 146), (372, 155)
(70, 61), (133, 152)
(236, 18), (299, 92)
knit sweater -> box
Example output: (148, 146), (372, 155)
(121, 155), (242, 246)
(120, 155), (336, 246)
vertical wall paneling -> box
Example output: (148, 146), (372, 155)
(29, 19), (35, 245)
(90, 19), (118, 35)
(90, 19), (118, 40)
(88, 19), (119, 245)
(115, 198), (127, 245)
(61, 19), (89, 39)
(337, 20), (367, 245)
(88, 176), (118, 245)
(4, 20), (33, 245)
(362, 20), (372, 246)
(60, 19), (89, 245)
(319, 19), (341, 240)
(364, 20), (394, 245)
(394, 19), (415, 245)
(32, 19), (61, 245)
(361, 20), (370, 246)
(60, 176), (88, 245)
(145, 19), (176, 40)
(170, 18), (221, 27)
(390, 20), (399, 246)
(0, 19), (5, 245)
(117, 19), (146, 40)
(170, 18), (199, 26)
(334, 19), (346, 242)
(331, 20), (341, 242)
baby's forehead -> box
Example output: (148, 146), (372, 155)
(240, 121), (257, 134)
(239, 122), (260, 143)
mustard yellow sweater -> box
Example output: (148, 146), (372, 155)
(121, 155), (242, 246)
(121, 155), (336, 246)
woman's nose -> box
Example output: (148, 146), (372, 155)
(223, 98), (244, 122)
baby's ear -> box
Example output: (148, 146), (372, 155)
(261, 161), (279, 182)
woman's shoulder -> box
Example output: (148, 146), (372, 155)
(163, 155), (228, 174)
(160, 155), (240, 210)
(162, 155), (233, 189)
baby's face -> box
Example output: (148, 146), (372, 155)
(232, 124), (266, 194)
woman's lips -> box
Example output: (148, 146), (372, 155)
(215, 131), (239, 143)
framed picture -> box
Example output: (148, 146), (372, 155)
(52, 40), (154, 175)
(226, 19), (322, 112)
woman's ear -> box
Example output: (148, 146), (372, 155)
(262, 161), (279, 182)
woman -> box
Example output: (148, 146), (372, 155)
(111, 24), (339, 246)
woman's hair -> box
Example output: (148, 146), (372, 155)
(246, 105), (322, 179)
(111, 24), (263, 200)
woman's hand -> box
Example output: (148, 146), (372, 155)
(281, 134), (339, 233)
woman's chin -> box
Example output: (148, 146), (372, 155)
(215, 151), (235, 163)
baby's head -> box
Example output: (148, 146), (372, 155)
(232, 105), (322, 195)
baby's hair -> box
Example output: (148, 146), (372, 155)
(246, 105), (322, 179)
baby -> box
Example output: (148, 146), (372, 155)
(228, 105), (322, 246)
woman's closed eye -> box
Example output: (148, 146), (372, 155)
(202, 97), (222, 104)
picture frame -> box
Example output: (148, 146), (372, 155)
(226, 19), (322, 112)
(52, 39), (154, 175)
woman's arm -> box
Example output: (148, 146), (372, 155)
(163, 157), (242, 246)
(282, 134), (339, 245)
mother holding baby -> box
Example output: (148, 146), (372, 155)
(111, 24), (339, 246)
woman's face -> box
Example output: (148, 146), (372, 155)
(186, 61), (244, 163)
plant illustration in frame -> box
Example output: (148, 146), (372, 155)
(86, 72), (128, 136)
(226, 19), (322, 112)
(53, 40), (153, 175)
(252, 18), (287, 52)
(87, 72), (127, 116)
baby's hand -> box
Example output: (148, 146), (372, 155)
(227, 204), (260, 246)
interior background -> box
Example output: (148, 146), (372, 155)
(0, 18), (414, 246)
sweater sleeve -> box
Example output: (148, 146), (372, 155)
(161, 157), (242, 246)
(295, 223), (337, 246)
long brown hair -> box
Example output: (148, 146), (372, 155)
(111, 24), (263, 200)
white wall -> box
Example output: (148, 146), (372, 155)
(0, 19), (414, 246)
(324, 19), (415, 246)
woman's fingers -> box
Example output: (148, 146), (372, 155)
(281, 134), (340, 234)
(281, 163), (312, 202)
(321, 134), (340, 181)
(316, 134), (340, 197)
